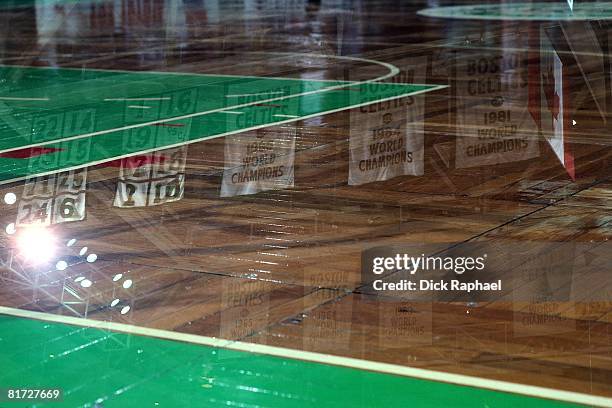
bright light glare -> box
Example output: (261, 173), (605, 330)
(4, 192), (16, 205)
(16, 226), (57, 264)
(5, 223), (16, 235)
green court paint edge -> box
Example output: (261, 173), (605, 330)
(0, 65), (446, 184)
(0, 307), (609, 407)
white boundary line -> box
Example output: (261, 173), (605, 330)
(273, 114), (299, 118)
(226, 92), (285, 97)
(0, 86), (447, 186)
(104, 97), (170, 101)
(0, 96), (49, 102)
(0, 97), (49, 101)
(0, 55), (404, 155)
(0, 306), (610, 407)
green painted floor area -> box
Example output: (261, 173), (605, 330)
(0, 0), (79, 9)
(0, 65), (441, 184)
(0, 314), (587, 407)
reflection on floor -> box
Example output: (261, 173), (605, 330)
(0, 0), (611, 406)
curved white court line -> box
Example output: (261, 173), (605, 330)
(0, 53), (402, 155)
(2, 62), (354, 83)
(0, 306), (610, 407)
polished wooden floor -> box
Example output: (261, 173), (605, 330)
(0, 0), (610, 401)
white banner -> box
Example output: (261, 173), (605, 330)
(455, 49), (540, 168)
(218, 278), (271, 355)
(539, 30), (566, 168)
(113, 146), (187, 208)
(512, 243), (576, 337)
(348, 56), (427, 185)
(17, 168), (87, 226)
(220, 126), (296, 197)
(378, 301), (433, 347)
